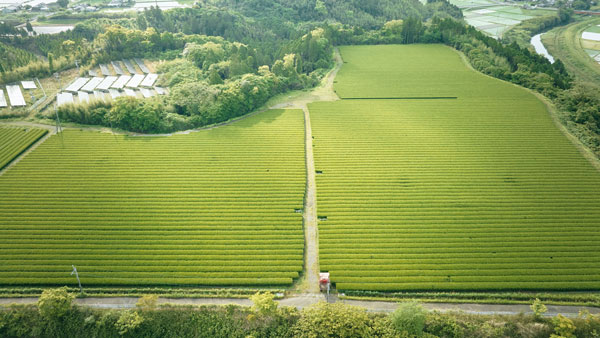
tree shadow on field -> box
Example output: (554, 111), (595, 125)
(234, 108), (288, 129)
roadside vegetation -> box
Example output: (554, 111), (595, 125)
(2, 288), (600, 337)
(342, 290), (600, 307)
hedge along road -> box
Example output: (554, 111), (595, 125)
(0, 296), (599, 317)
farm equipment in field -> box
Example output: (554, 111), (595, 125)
(319, 272), (330, 294)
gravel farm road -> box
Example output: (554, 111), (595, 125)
(1, 295), (599, 318)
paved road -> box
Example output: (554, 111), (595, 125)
(1, 295), (598, 317)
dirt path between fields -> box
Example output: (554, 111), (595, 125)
(289, 48), (342, 293)
(1, 296), (598, 318)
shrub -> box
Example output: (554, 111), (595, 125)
(293, 301), (372, 338)
(551, 314), (576, 338)
(37, 287), (74, 320)
(531, 298), (548, 320)
(425, 312), (463, 338)
(250, 292), (278, 316)
(390, 301), (427, 337)
(115, 310), (143, 336)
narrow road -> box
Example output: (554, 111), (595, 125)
(288, 48), (343, 293)
(300, 104), (320, 294)
(1, 296), (598, 317)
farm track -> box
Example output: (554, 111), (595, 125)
(0, 296), (598, 317)
(291, 48), (342, 293)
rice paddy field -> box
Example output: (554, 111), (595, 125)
(0, 109), (305, 286)
(311, 44), (600, 291)
(582, 24), (600, 64)
(449, 2), (554, 38)
(0, 126), (47, 170)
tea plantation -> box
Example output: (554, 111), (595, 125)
(0, 126), (47, 170)
(312, 45), (600, 291)
(0, 109), (305, 286)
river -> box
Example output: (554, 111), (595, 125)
(531, 33), (555, 64)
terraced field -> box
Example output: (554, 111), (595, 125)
(0, 109), (305, 286)
(0, 126), (48, 170)
(312, 45), (600, 291)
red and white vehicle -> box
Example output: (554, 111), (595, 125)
(319, 272), (330, 293)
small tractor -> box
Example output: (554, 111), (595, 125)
(319, 272), (330, 296)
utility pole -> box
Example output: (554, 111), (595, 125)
(54, 72), (61, 90)
(71, 265), (83, 293)
(53, 72), (63, 134)
(54, 102), (62, 134)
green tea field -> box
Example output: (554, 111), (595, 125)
(0, 126), (48, 170)
(312, 45), (600, 291)
(0, 109), (305, 286)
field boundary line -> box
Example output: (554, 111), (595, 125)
(341, 97), (458, 100)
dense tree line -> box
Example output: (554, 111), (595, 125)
(212, 0), (438, 29)
(0, 22), (28, 37)
(0, 41), (36, 73)
(57, 25), (331, 133)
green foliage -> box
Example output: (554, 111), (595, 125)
(168, 81), (218, 116)
(93, 25), (185, 63)
(551, 314), (576, 338)
(115, 310), (143, 336)
(401, 16), (423, 44)
(106, 96), (164, 133)
(292, 302), (372, 338)
(57, 99), (112, 126)
(574, 310), (600, 338)
(0, 42), (36, 73)
(531, 298), (548, 320)
(425, 312), (464, 338)
(250, 292), (278, 316)
(37, 287), (74, 319)
(390, 301), (427, 336)
(57, 0), (68, 8)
